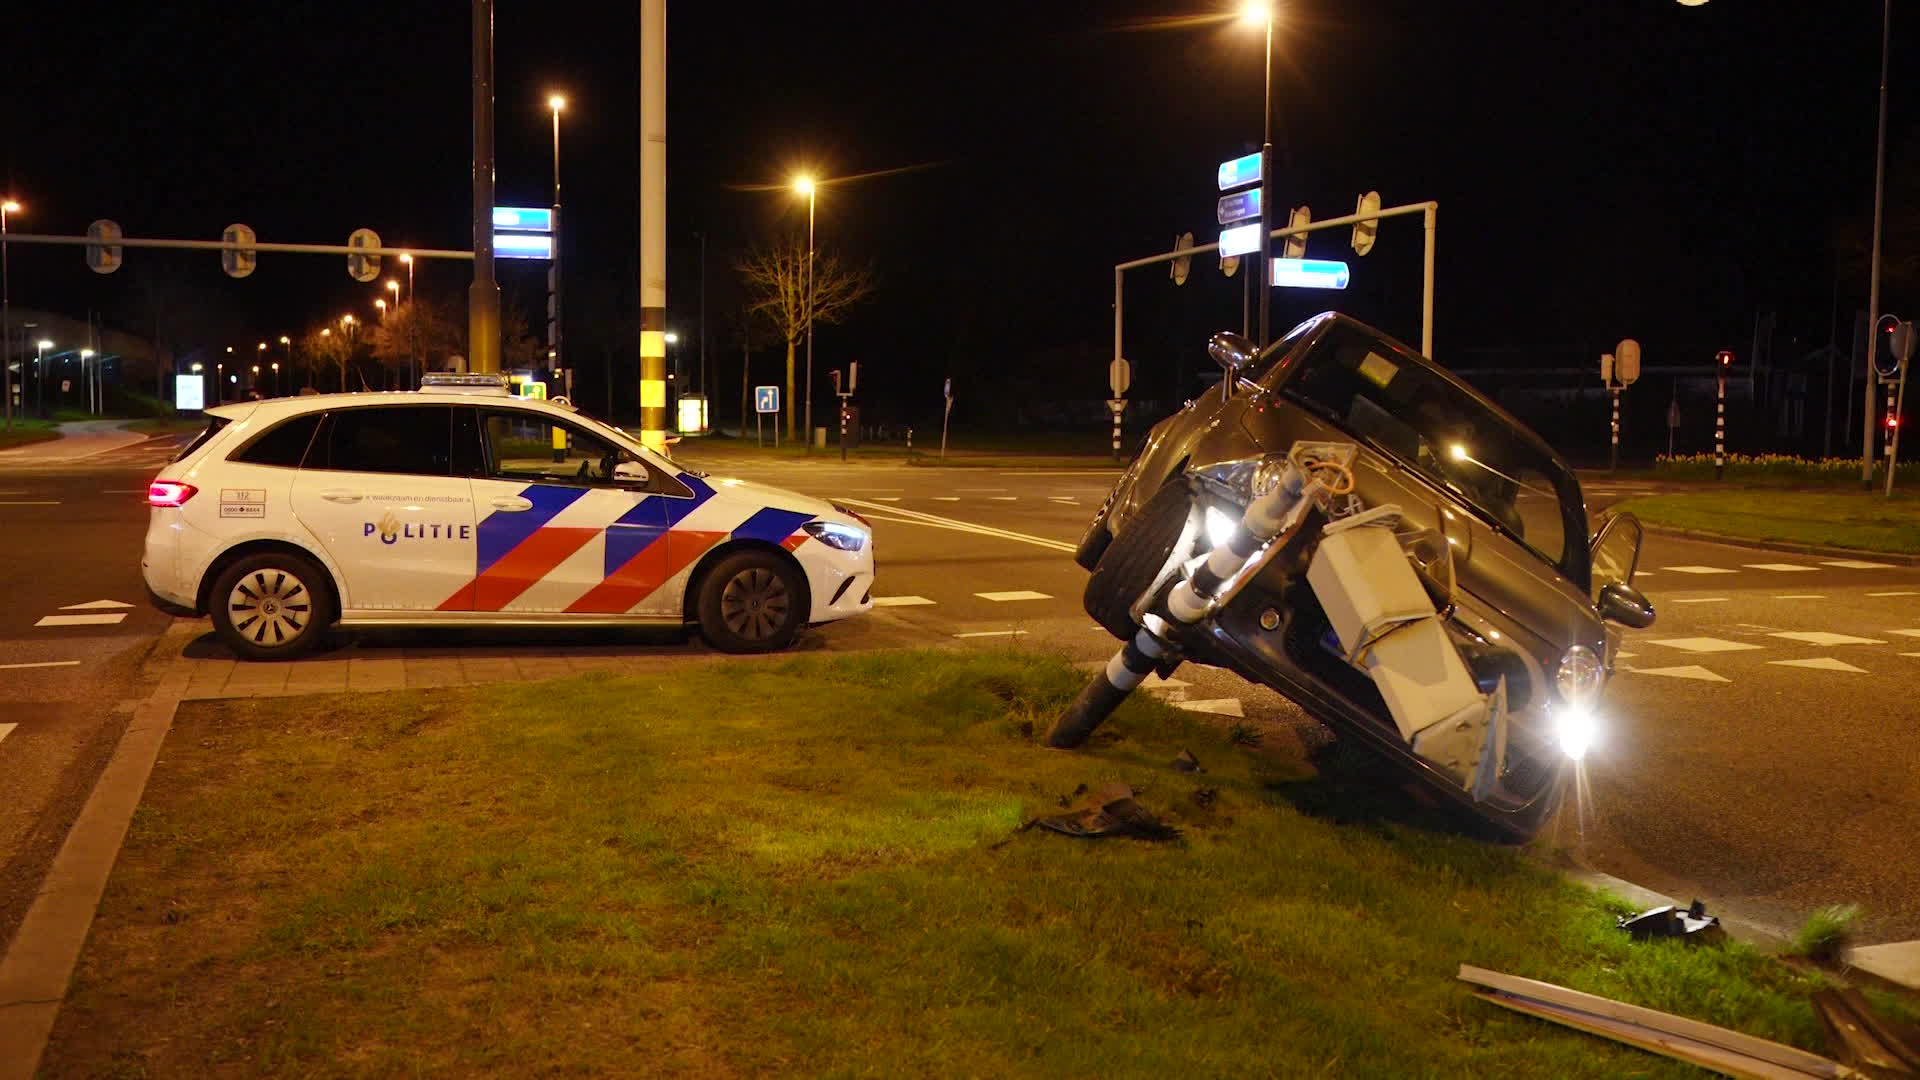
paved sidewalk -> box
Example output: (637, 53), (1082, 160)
(0, 420), (148, 462)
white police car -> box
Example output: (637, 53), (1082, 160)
(142, 375), (875, 659)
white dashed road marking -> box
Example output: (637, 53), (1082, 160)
(1625, 665), (1731, 683)
(0, 660), (82, 671)
(1774, 594), (1826, 600)
(1671, 597), (1730, 604)
(1745, 563), (1816, 572)
(990, 496), (1019, 501)
(1768, 631), (1886, 646)
(932, 497), (960, 502)
(1823, 560), (1896, 569)
(1889, 629), (1920, 638)
(1614, 651), (1637, 658)
(1174, 698), (1245, 717)
(870, 595), (936, 607)
(1646, 637), (1764, 653)
(1868, 591), (1920, 597)
(1767, 657), (1869, 673)
(1660, 565), (1739, 575)
(975, 590), (1053, 602)
(0, 723), (14, 745)
(60, 599), (134, 611)
(954, 630), (1029, 639)
(1048, 497), (1079, 504)
(35, 613), (127, 627)
(0, 501), (60, 506)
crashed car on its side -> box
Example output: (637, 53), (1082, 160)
(1073, 313), (1654, 841)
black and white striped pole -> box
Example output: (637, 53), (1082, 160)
(1610, 386), (1621, 473)
(1108, 357), (1130, 461)
(1715, 350), (1732, 481)
(1047, 451), (1349, 749)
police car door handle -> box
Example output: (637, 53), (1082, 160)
(489, 495), (534, 512)
(319, 490), (363, 503)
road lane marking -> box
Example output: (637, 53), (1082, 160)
(0, 723), (14, 745)
(1614, 650), (1637, 658)
(1823, 560), (1896, 569)
(1671, 597), (1730, 604)
(1736, 623), (1786, 632)
(955, 630), (1029, 638)
(34, 613), (128, 627)
(956, 487), (1006, 492)
(1623, 665), (1731, 683)
(1767, 657), (1868, 673)
(976, 590), (1053, 602)
(932, 496), (961, 501)
(1868, 591), (1919, 597)
(1048, 497), (1079, 504)
(102, 488), (149, 494)
(869, 496), (902, 502)
(837, 498), (1078, 553)
(1888, 629), (1920, 638)
(870, 596), (936, 607)
(1745, 563), (1816, 572)
(1903, 652), (1920, 658)
(1646, 637), (1762, 652)
(1660, 565), (1738, 574)
(1174, 698), (1244, 717)
(0, 660), (83, 671)
(990, 496), (1019, 501)
(61, 599), (134, 610)
(1768, 631), (1886, 646)
(998, 470), (1122, 476)
(0, 501), (60, 506)
(1773, 594), (1826, 600)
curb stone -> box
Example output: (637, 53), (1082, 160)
(0, 622), (194, 1080)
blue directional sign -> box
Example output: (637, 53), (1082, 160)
(1217, 187), (1262, 226)
(494, 232), (553, 260)
(1217, 152), (1263, 191)
(1218, 223), (1263, 258)
(492, 206), (554, 232)
(1269, 258), (1351, 290)
(755, 385), (780, 414)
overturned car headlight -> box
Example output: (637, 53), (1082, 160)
(803, 520), (868, 552)
(1554, 644), (1604, 706)
(1204, 505), (1239, 549)
(1553, 703), (1599, 762)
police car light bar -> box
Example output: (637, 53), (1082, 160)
(420, 373), (512, 395)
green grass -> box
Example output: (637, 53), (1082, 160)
(0, 418), (60, 451)
(1654, 453), (1920, 488)
(47, 649), (1901, 1078)
(1792, 905), (1862, 966)
(1616, 491), (1920, 554)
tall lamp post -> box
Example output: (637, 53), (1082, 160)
(1239, 3), (1275, 348)
(400, 253), (415, 304)
(279, 335), (292, 389)
(1862, 0), (1892, 485)
(35, 338), (50, 414)
(548, 94), (567, 400)
(2, 199), (20, 431)
(793, 175), (816, 444)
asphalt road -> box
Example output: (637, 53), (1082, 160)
(3, 433), (1918, 956)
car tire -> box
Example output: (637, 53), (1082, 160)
(210, 551), (334, 661)
(1083, 477), (1196, 641)
(696, 550), (808, 654)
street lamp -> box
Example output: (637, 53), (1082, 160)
(375, 298), (388, 319)
(80, 349), (97, 415)
(271, 360), (280, 395)
(1238, 2), (1276, 348)
(548, 93), (568, 400)
(792, 175), (816, 443)
(280, 335), (292, 388)
(386, 279), (401, 309)
(400, 253), (414, 303)
(2, 199), (21, 432)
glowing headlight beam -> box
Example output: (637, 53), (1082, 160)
(1556, 704), (1598, 762)
(1204, 506), (1238, 549)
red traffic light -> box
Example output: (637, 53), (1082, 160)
(1889, 415), (1901, 430)
(1715, 350), (1734, 367)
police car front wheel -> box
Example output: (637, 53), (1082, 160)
(210, 552), (334, 661)
(697, 551), (807, 654)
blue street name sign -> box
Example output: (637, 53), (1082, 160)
(1217, 152), (1262, 191)
(1269, 258), (1351, 290)
(495, 232), (553, 260)
(755, 385), (780, 414)
(1218, 223), (1263, 258)
(492, 206), (554, 232)
(1217, 187), (1262, 226)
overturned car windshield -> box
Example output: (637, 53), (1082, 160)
(1274, 325), (1585, 578)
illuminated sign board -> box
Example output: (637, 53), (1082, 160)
(174, 373), (204, 411)
(1269, 258), (1351, 290)
(1218, 223), (1262, 258)
(1217, 152), (1262, 191)
(491, 206), (554, 232)
(495, 232), (553, 260)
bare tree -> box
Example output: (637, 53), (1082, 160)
(301, 328), (355, 392)
(369, 298), (461, 384)
(736, 241), (875, 439)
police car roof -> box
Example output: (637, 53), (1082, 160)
(203, 389), (573, 421)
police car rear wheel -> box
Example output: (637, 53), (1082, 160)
(698, 551), (806, 654)
(211, 553), (332, 661)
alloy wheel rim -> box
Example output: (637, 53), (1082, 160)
(719, 567), (791, 640)
(228, 569), (312, 647)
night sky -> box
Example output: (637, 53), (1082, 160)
(2, 0), (1909, 428)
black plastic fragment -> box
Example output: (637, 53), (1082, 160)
(1616, 899), (1725, 943)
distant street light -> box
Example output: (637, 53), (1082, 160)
(375, 298), (388, 319)
(80, 348), (97, 415)
(400, 253), (414, 304)
(280, 335), (292, 385)
(793, 174), (817, 442)
(2, 198), (21, 431)
(271, 360), (280, 395)
(548, 92), (568, 399)
(386, 279), (401, 309)
(191, 362), (203, 372)
(35, 338), (50, 414)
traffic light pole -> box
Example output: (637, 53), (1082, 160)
(1886, 368), (1905, 496)
(1609, 384), (1620, 472)
(1715, 362), (1727, 482)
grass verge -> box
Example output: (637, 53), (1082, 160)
(47, 649), (1901, 1077)
(1615, 491), (1920, 554)
(0, 418), (60, 451)
(1653, 454), (1919, 488)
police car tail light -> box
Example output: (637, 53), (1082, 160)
(802, 520), (867, 552)
(148, 481), (198, 508)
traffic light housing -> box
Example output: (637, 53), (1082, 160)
(1716, 350), (1734, 368)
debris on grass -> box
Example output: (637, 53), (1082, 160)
(1171, 748), (1204, 773)
(1616, 899), (1725, 944)
(1033, 782), (1182, 842)
(1793, 904), (1862, 966)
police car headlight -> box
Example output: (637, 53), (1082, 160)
(1554, 645), (1604, 706)
(803, 520), (868, 552)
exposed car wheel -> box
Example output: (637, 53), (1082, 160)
(210, 552), (334, 661)
(697, 550), (808, 654)
(1083, 478), (1196, 641)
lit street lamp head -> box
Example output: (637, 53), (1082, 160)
(36, 339), (52, 350)
(549, 94), (566, 113)
(1238, 1), (1272, 26)
(399, 253), (413, 265)
(257, 342), (267, 351)
(279, 335), (290, 345)
(0, 200), (19, 214)
(792, 175), (815, 196)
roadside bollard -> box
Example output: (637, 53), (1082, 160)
(1047, 450), (1350, 748)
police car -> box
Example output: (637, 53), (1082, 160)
(142, 374), (875, 659)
